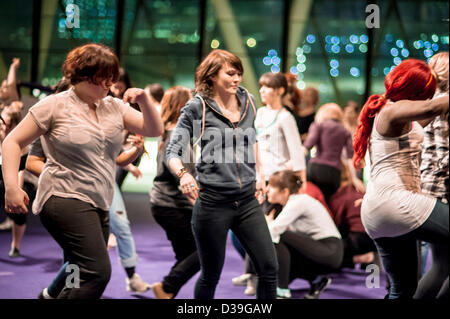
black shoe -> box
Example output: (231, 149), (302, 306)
(8, 247), (21, 258)
(304, 277), (332, 299)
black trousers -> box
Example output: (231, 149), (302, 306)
(341, 231), (377, 268)
(192, 192), (278, 299)
(307, 162), (342, 202)
(150, 204), (200, 296)
(275, 231), (343, 288)
(39, 196), (111, 299)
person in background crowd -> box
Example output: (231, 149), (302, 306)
(304, 103), (365, 202)
(416, 52), (449, 298)
(266, 170), (343, 299)
(145, 83), (165, 114)
(150, 86), (201, 299)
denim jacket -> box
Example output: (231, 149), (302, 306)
(166, 86), (257, 191)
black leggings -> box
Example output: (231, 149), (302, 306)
(275, 231), (343, 288)
(39, 196), (111, 299)
(151, 204), (200, 297)
(307, 162), (341, 202)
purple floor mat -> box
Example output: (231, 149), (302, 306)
(0, 193), (390, 299)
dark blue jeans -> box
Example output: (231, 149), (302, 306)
(374, 200), (449, 299)
(192, 192), (278, 299)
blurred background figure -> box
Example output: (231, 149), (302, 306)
(145, 83), (165, 114)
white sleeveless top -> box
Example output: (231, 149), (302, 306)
(361, 114), (436, 239)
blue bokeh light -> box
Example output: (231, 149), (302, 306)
(330, 59), (339, 68)
(263, 57), (272, 65)
(350, 35), (358, 44)
(268, 49), (278, 57)
(271, 56), (281, 65)
(401, 49), (409, 57)
(360, 34), (369, 43)
(393, 57), (402, 65)
(345, 44), (354, 53)
(271, 65), (280, 73)
(330, 69), (339, 77)
(396, 40), (404, 48)
(306, 34), (316, 44)
(331, 45), (340, 53)
(350, 67), (360, 77)
(424, 49), (433, 58)
(390, 48), (399, 56)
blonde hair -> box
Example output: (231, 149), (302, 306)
(315, 103), (343, 123)
(428, 52), (449, 93)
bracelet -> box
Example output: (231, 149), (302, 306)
(176, 167), (187, 178)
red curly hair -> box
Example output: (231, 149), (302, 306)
(352, 59), (436, 169)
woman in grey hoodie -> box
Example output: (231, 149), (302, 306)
(167, 49), (278, 299)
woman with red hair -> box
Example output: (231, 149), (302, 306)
(353, 58), (448, 299)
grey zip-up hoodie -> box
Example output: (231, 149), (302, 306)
(166, 86), (257, 191)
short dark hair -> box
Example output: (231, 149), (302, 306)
(62, 43), (120, 85)
(146, 83), (165, 103)
(259, 72), (288, 96)
(195, 49), (243, 97)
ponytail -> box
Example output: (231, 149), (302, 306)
(352, 58), (436, 169)
(352, 94), (387, 169)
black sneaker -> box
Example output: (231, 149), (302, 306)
(304, 277), (332, 299)
(8, 247), (21, 258)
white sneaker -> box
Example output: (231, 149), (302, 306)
(244, 275), (257, 296)
(0, 218), (13, 231)
(126, 273), (151, 293)
(232, 273), (252, 286)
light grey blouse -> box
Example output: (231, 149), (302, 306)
(29, 88), (130, 214)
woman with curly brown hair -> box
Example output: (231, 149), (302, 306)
(1, 43), (163, 299)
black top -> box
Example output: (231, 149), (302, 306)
(150, 130), (195, 209)
(298, 112), (316, 135)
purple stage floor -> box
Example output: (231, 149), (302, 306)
(0, 193), (391, 299)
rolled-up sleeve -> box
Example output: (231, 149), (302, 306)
(166, 103), (195, 164)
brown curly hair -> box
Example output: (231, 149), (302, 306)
(62, 43), (120, 86)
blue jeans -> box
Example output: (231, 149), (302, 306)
(192, 191), (278, 299)
(374, 200), (449, 299)
(109, 183), (138, 268)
